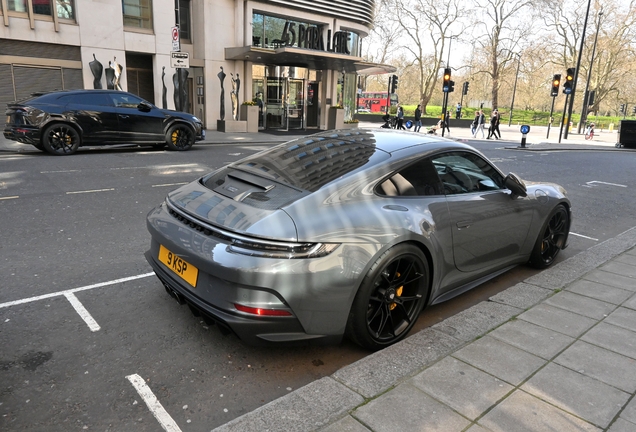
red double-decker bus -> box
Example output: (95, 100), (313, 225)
(357, 91), (398, 113)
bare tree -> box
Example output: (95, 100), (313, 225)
(471, 0), (534, 108)
(383, 0), (466, 114)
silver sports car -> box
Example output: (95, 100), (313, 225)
(145, 129), (571, 350)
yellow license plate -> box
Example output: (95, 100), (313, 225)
(158, 245), (199, 287)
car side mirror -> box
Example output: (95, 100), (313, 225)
(138, 101), (152, 112)
(504, 173), (527, 198)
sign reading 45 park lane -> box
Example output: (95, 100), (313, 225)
(170, 52), (189, 69)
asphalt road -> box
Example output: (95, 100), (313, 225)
(1, 140), (635, 431)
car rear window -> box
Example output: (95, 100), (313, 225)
(218, 132), (388, 192)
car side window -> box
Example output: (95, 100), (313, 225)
(432, 151), (505, 195)
(111, 93), (143, 108)
(59, 93), (113, 106)
(377, 158), (444, 197)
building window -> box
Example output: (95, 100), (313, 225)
(122, 0), (153, 30)
(178, 0), (190, 42)
(6, 0), (75, 19)
(56, 0), (75, 19)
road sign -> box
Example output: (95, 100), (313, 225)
(170, 51), (189, 69)
(171, 26), (180, 51)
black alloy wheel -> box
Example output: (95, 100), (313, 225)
(529, 204), (569, 269)
(42, 123), (80, 155)
(347, 244), (429, 351)
(165, 124), (194, 151)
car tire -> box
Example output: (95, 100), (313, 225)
(346, 243), (429, 351)
(529, 204), (569, 269)
(42, 123), (80, 155)
(165, 124), (194, 151)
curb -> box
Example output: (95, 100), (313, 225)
(212, 225), (636, 432)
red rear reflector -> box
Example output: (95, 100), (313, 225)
(234, 303), (292, 316)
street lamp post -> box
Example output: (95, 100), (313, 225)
(577, 9), (603, 134)
(508, 53), (521, 127)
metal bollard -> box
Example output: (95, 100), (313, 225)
(520, 124), (530, 148)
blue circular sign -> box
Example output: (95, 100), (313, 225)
(520, 125), (531, 134)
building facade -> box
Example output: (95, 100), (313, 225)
(0, 0), (393, 131)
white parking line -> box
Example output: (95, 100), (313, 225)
(41, 170), (80, 173)
(64, 292), (101, 331)
(126, 374), (182, 432)
(0, 196), (19, 200)
(569, 232), (599, 241)
(66, 188), (115, 194)
(0, 272), (154, 309)
(585, 181), (627, 188)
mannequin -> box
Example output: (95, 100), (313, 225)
(218, 67), (226, 121)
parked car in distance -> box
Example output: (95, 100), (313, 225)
(4, 89), (205, 155)
(145, 129), (571, 350)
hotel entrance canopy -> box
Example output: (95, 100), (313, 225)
(225, 46), (396, 75)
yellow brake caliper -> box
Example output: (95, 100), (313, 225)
(390, 272), (402, 310)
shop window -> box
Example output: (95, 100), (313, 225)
(178, 0), (190, 42)
(122, 0), (153, 30)
(56, 0), (75, 19)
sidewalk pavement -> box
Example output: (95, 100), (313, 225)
(213, 227), (636, 432)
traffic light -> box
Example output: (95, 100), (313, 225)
(563, 68), (575, 95)
(448, 80), (455, 92)
(551, 74), (561, 97)
(442, 68), (451, 92)
(390, 75), (398, 93)
(462, 81), (469, 95)
(632, 106), (636, 115)
(619, 104), (625, 113)
(587, 90), (596, 106)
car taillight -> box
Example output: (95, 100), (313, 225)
(234, 303), (292, 317)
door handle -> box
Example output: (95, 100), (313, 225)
(119, 115), (129, 119)
(456, 220), (472, 229)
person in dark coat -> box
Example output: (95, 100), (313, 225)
(414, 104), (422, 132)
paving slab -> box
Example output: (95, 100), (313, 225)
(615, 253), (636, 266)
(451, 335), (546, 385)
(543, 290), (616, 320)
(599, 261), (636, 279)
(432, 301), (522, 342)
(487, 318), (575, 360)
(212, 377), (364, 432)
(521, 362), (630, 428)
(554, 340), (636, 393)
(411, 356), (513, 420)
(319, 415), (370, 432)
(581, 322), (636, 360)
(566, 279), (634, 305)
(331, 328), (461, 398)
(488, 282), (552, 310)
(624, 293), (636, 310)
(608, 418), (636, 432)
(477, 390), (600, 432)
(352, 382), (471, 432)
(517, 303), (597, 337)
(620, 397), (636, 424)
(583, 269), (636, 291)
(605, 307), (636, 331)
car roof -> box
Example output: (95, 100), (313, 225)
(12, 89), (131, 104)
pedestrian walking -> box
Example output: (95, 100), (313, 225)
(414, 104), (422, 132)
(472, 109), (486, 138)
(443, 110), (450, 134)
(396, 106), (405, 130)
(487, 110), (497, 139)
(455, 102), (461, 119)
(493, 109), (502, 139)
(471, 112), (479, 135)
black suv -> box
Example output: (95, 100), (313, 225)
(4, 90), (205, 155)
